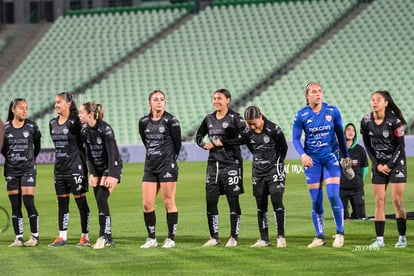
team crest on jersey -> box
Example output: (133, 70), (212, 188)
(222, 122), (229, 129)
(383, 129), (389, 138)
(96, 137), (102, 144)
(325, 115), (332, 122)
(23, 131), (29, 138)
(159, 126), (165, 133)
(63, 127), (69, 135)
(263, 135), (270, 144)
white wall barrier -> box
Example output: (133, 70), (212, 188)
(1, 136), (413, 164)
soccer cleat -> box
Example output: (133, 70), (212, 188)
(24, 236), (39, 247)
(225, 237), (238, 247)
(395, 237), (407, 248)
(76, 236), (91, 247)
(250, 239), (271, 248)
(162, 238), (176, 248)
(92, 236), (108, 250)
(277, 237), (287, 248)
(307, 238), (326, 248)
(203, 237), (220, 247)
(332, 234), (344, 248)
(48, 237), (68, 247)
(140, 238), (158, 249)
(369, 238), (385, 249)
(8, 237), (24, 247)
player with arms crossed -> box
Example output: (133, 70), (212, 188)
(292, 82), (350, 248)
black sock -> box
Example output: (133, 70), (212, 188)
(167, 212), (178, 240)
(75, 196), (90, 234)
(23, 195), (39, 234)
(9, 194), (23, 236)
(375, 220), (385, 237)
(396, 218), (406, 236)
(144, 211), (156, 239)
(230, 213), (241, 240)
(257, 210), (269, 241)
(58, 196), (69, 231)
(275, 208), (285, 237)
(207, 213), (219, 240)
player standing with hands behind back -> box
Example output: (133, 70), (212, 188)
(292, 82), (350, 248)
(360, 90), (408, 249)
(139, 90), (181, 249)
(2, 98), (41, 247)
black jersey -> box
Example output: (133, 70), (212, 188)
(360, 112), (406, 169)
(245, 118), (288, 177)
(1, 119), (41, 176)
(139, 111), (181, 173)
(50, 115), (87, 177)
(80, 120), (122, 179)
(340, 144), (368, 190)
(196, 109), (249, 164)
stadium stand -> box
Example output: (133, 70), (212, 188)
(237, 0), (414, 140)
(36, 0), (356, 147)
(0, 6), (189, 126)
(2, 0), (413, 148)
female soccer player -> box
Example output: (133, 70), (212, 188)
(1, 98), (41, 247)
(360, 90), (407, 248)
(339, 122), (368, 220)
(292, 82), (349, 248)
(138, 90), (182, 249)
(196, 88), (249, 247)
(244, 106), (288, 248)
(48, 92), (91, 247)
(79, 101), (123, 249)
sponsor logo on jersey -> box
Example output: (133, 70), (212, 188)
(145, 128), (150, 133)
(228, 170), (238, 176)
(163, 172), (172, 178)
(325, 115), (332, 122)
(263, 135), (270, 144)
(306, 119), (313, 124)
(7, 133), (13, 138)
(382, 129), (389, 138)
(23, 131), (29, 138)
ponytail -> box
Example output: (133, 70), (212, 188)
(374, 90), (407, 125)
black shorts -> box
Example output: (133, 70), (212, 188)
(372, 161), (407, 184)
(6, 174), (36, 191)
(142, 166), (178, 183)
(252, 172), (285, 198)
(95, 168), (123, 183)
(54, 174), (88, 196)
(205, 161), (244, 196)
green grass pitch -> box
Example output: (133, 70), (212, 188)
(0, 159), (413, 275)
